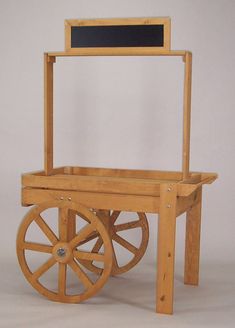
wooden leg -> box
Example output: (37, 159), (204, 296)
(184, 187), (202, 285)
(156, 184), (177, 315)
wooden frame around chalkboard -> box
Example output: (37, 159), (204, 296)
(65, 17), (171, 54)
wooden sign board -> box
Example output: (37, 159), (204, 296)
(65, 18), (171, 54)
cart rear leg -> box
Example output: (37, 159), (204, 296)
(184, 187), (202, 285)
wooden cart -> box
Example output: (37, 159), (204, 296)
(17, 17), (217, 314)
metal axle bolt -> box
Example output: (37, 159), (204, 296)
(57, 248), (66, 257)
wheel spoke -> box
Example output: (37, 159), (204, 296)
(112, 234), (138, 254)
(32, 256), (56, 281)
(69, 260), (93, 289)
(114, 220), (141, 232)
(22, 242), (52, 253)
(111, 241), (119, 269)
(69, 224), (95, 249)
(77, 231), (99, 247)
(73, 250), (105, 262)
(58, 263), (67, 295)
(35, 215), (58, 245)
(110, 211), (120, 225)
(92, 237), (103, 253)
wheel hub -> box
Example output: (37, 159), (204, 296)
(52, 243), (72, 263)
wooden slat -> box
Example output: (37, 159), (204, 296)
(59, 207), (69, 242)
(114, 220), (141, 232)
(21, 166), (217, 184)
(65, 17), (170, 27)
(44, 53), (54, 175)
(69, 260), (93, 289)
(22, 174), (163, 196)
(67, 209), (76, 241)
(176, 191), (198, 217)
(34, 215), (58, 245)
(73, 250), (105, 262)
(180, 174), (201, 184)
(47, 50), (186, 57)
(182, 51), (192, 179)
(31, 256), (56, 281)
(112, 234), (138, 254)
(21, 242), (53, 253)
(22, 188), (160, 213)
(58, 263), (67, 295)
(71, 166), (183, 181)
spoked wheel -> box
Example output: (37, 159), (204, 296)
(79, 210), (149, 275)
(16, 201), (113, 303)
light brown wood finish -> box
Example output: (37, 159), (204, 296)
(22, 187), (160, 213)
(22, 170), (216, 198)
(80, 211), (149, 275)
(182, 51), (192, 179)
(67, 210), (76, 241)
(48, 50), (186, 57)
(22, 173), (166, 196)
(156, 184), (177, 314)
(184, 187), (202, 285)
(65, 17), (171, 53)
(23, 166), (217, 183)
(44, 54), (55, 175)
(17, 201), (113, 303)
(19, 17), (218, 314)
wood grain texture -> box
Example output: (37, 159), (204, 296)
(44, 53), (54, 175)
(22, 187), (160, 213)
(184, 187), (202, 285)
(156, 184), (177, 314)
(64, 17), (171, 53)
(182, 51), (192, 179)
(16, 201), (113, 303)
(78, 210), (149, 275)
(48, 50), (186, 57)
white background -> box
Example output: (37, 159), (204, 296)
(0, 0), (235, 327)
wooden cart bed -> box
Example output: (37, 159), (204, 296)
(22, 166), (217, 213)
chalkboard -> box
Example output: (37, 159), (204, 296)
(71, 25), (164, 48)
(65, 18), (171, 52)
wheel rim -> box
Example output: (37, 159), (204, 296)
(16, 201), (112, 303)
(79, 210), (149, 275)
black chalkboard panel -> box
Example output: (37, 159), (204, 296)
(71, 25), (164, 48)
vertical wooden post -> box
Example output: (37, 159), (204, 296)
(97, 210), (111, 227)
(184, 187), (202, 285)
(44, 53), (55, 175)
(182, 52), (192, 180)
(156, 184), (177, 314)
(67, 210), (77, 241)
